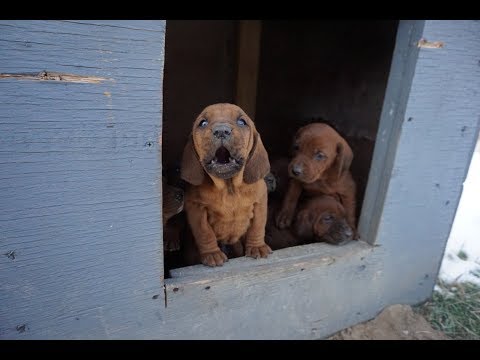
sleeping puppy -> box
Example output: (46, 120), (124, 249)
(265, 194), (352, 250)
(293, 195), (353, 245)
(180, 103), (272, 267)
(275, 123), (357, 235)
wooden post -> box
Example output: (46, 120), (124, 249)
(235, 21), (262, 119)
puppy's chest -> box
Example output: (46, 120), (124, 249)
(203, 188), (255, 220)
(303, 180), (337, 196)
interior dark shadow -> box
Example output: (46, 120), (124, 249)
(161, 20), (399, 277)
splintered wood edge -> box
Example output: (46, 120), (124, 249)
(417, 38), (445, 49)
(0, 71), (112, 84)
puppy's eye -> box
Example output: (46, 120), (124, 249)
(198, 119), (208, 128)
(323, 214), (334, 224)
(293, 144), (299, 151)
(237, 118), (247, 127)
(314, 152), (326, 161)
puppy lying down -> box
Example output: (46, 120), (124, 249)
(293, 195), (353, 245)
(180, 103), (272, 267)
(265, 157), (353, 249)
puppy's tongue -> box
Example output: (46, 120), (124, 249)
(215, 146), (231, 164)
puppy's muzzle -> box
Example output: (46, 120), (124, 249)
(291, 164), (302, 177)
(320, 218), (353, 245)
(213, 123), (232, 140)
(204, 123), (243, 179)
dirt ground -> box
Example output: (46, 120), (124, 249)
(328, 304), (449, 340)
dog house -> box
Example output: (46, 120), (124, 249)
(1, 20), (479, 339)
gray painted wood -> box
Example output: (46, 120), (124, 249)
(166, 241), (385, 340)
(1, 20), (478, 340)
(358, 20), (425, 244)
(0, 21), (166, 339)
(374, 20), (480, 304)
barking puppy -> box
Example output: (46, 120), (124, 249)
(275, 123), (357, 235)
(180, 103), (272, 267)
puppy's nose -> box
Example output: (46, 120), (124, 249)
(291, 165), (302, 177)
(213, 123), (232, 139)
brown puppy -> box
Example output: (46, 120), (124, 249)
(265, 197), (305, 251)
(162, 176), (184, 227)
(293, 195), (353, 245)
(180, 103), (272, 267)
(162, 176), (184, 254)
(265, 194), (352, 251)
(267, 157), (291, 199)
(275, 123), (357, 234)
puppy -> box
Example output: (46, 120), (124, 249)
(162, 176), (184, 227)
(275, 123), (357, 234)
(180, 103), (272, 267)
(162, 176), (184, 255)
(267, 157), (291, 200)
(265, 197), (305, 251)
(265, 194), (352, 250)
(293, 195), (353, 245)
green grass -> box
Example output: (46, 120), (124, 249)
(457, 250), (468, 261)
(418, 281), (480, 340)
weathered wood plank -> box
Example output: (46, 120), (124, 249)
(0, 21), (163, 74)
(170, 241), (367, 281)
(358, 20), (425, 244)
(0, 20), (166, 339)
(0, 71), (110, 83)
(373, 20), (480, 304)
(165, 241), (385, 339)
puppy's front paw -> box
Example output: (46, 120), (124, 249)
(200, 250), (228, 267)
(293, 210), (313, 239)
(353, 229), (360, 241)
(275, 208), (294, 229)
(245, 244), (273, 259)
(295, 209), (311, 225)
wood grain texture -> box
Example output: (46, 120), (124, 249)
(374, 20), (480, 304)
(0, 71), (110, 83)
(166, 241), (386, 339)
(358, 21), (425, 243)
(0, 20), (166, 339)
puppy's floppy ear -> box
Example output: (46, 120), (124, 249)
(329, 139), (353, 181)
(180, 134), (205, 186)
(290, 126), (304, 152)
(244, 131), (270, 184)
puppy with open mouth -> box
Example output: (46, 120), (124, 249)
(180, 103), (272, 267)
